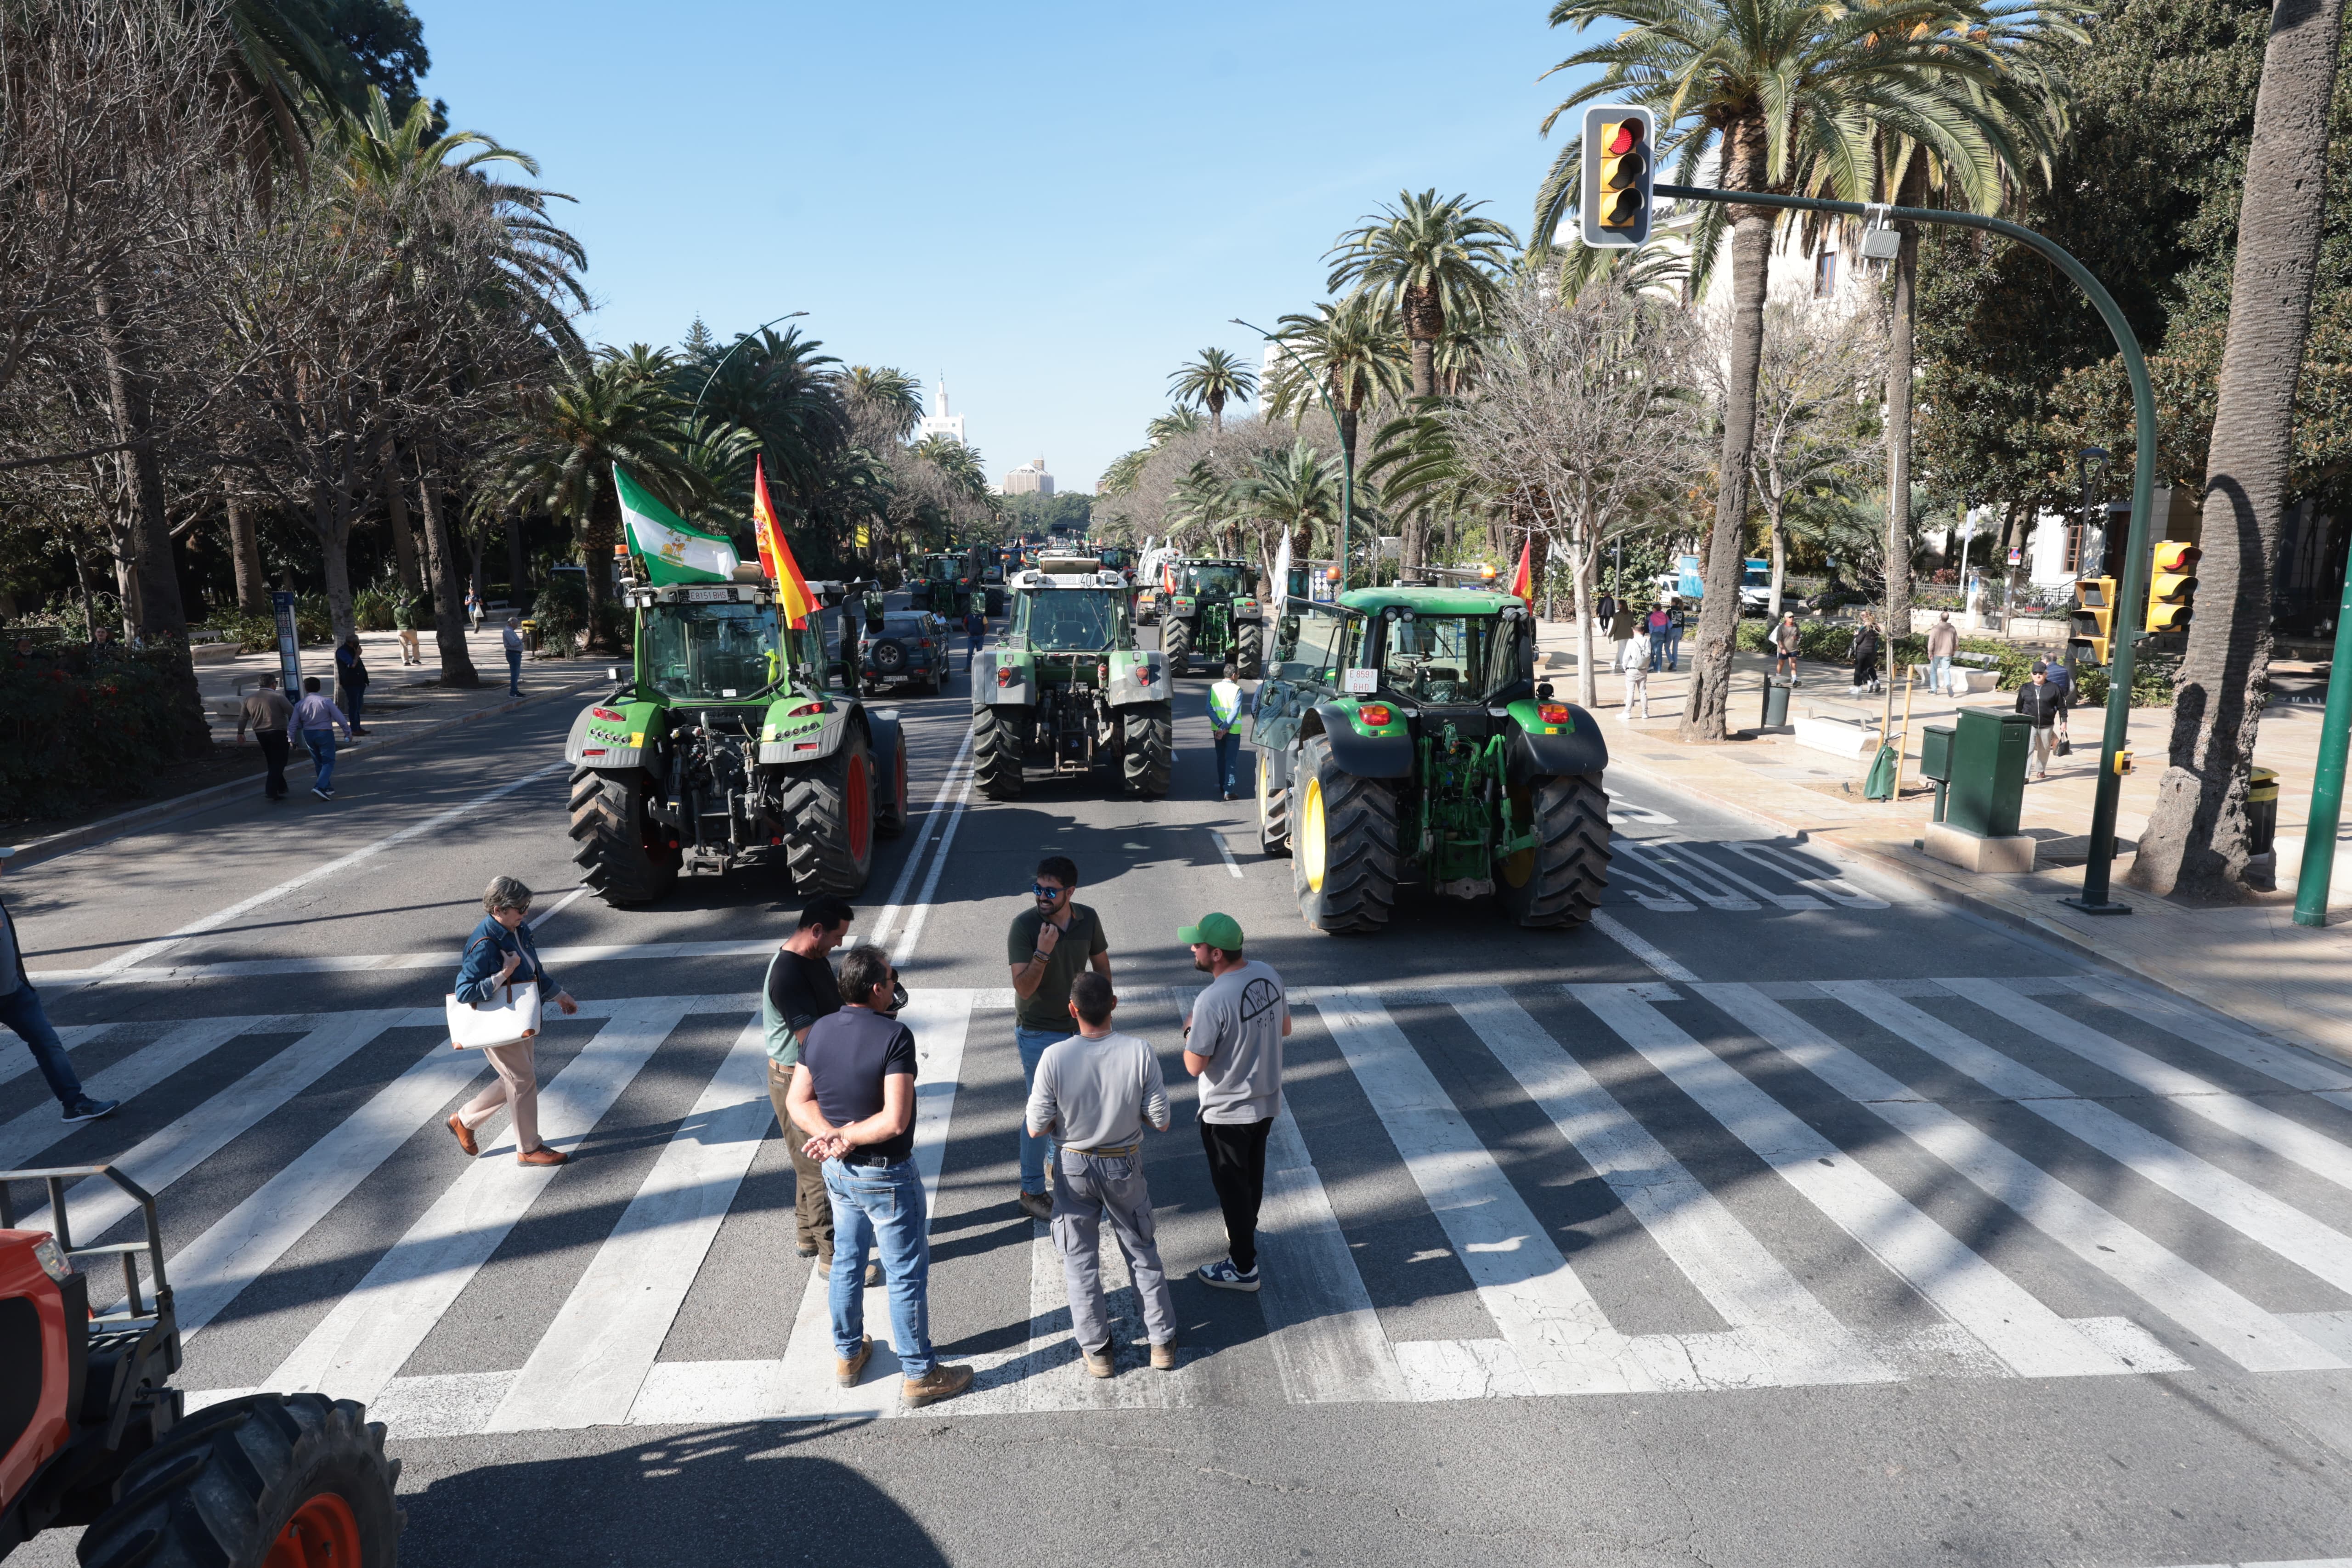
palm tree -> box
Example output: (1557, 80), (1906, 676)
(1265, 296), (1411, 475)
(2130, 0), (2347, 898)
(1167, 347), (1259, 436)
(1326, 190), (1519, 400)
(1538, 0), (2030, 741)
(1238, 439), (1349, 563)
(838, 365), (925, 441)
(1145, 406), (1205, 444)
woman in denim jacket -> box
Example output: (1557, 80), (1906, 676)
(447, 876), (578, 1166)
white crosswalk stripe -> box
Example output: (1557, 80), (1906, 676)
(24, 963), (2352, 1437)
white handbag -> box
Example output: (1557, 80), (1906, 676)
(446, 936), (543, 1048)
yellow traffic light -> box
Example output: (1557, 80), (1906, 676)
(2146, 540), (2199, 634)
(2070, 576), (2117, 666)
(1581, 106), (1655, 248)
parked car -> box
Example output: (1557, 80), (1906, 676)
(860, 612), (947, 694)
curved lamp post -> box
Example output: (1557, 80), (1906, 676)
(1231, 317), (1353, 599)
(691, 311), (808, 425)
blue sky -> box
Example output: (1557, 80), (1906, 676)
(413, 0), (1590, 492)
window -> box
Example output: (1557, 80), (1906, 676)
(1015, 590), (1124, 651)
(1182, 565), (1249, 596)
(1274, 605), (1347, 686)
(641, 602), (783, 701)
(1377, 614), (1500, 704)
(1813, 249), (1838, 298)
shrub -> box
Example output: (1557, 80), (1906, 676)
(0, 648), (197, 820)
(352, 586), (397, 631)
(531, 572), (588, 655)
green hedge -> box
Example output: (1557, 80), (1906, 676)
(1732, 617), (2174, 706)
(0, 649), (199, 819)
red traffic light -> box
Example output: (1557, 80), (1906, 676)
(1605, 119), (1643, 157)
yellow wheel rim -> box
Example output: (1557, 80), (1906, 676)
(1257, 752), (1271, 826)
(1300, 777), (1327, 891)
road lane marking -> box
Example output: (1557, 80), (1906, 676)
(1705, 983), (2335, 1374)
(1571, 982), (2133, 1379)
(492, 1015), (772, 1431)
(2064, 975), (2352, 1106)
(0, 1016), (264, 1172)
(1591, 911), (1699, 982)
(889, 760), (976, 967)
(1207, 827), (1244, 879)
(1448, 991), (1892, 1388)
(266, 998), (692, 1404)
(866, 724), (977, 954)
(0, 1023), (115, 1089)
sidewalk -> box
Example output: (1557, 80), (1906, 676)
(1538, 619), (2352, 1065)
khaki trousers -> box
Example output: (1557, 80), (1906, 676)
(767, 1061), (836, 1259)
(458, 1040), (540, 1153)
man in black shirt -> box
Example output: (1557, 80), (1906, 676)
(765, 895), (852, 1266)
(789, 945), (973, 1409)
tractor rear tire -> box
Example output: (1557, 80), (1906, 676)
(973, 704), (1028, 799)
(569, 767), (678, 906)
(779, 727), (875, 895)
(78, 1393), (402, 1568)
(1291, 734), (1398, 934)
(1162, 617), (1192, 676)
(1498, 774), (1612, 928)
(1256, 747), (1290, 857)
(1235, 623), (1263, 679)
(876, 738), (908, 838)
(1120, 703), (1172, 799)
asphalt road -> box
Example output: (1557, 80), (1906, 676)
(8, 610), (2352, 1568)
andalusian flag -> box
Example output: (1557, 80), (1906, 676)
(1508, 538), (1533, 601)
(752, 457), (818, 628)
(616, 464), (739, 585)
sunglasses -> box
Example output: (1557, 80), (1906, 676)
(1031, 883), (1066, 898)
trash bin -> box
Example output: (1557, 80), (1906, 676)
(2248, 765), (2279, 856)
(1761, 678), (1791, 728)
(1920, 723), (1956, 824)
(1946, 709), (2032, 838)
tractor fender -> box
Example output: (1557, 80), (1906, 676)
(1506, 709), (1610, 786)
(760, 702), (865, 767)
(974, 649), (1036, 707)
(565, 703), (649, 772)
(867, 710), (906, 819)
(1108, 650), (1168, 708)
(1306, 702), (1414, 779)
(1257, 735), (1295, 796)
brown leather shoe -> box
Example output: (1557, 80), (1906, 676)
(516, 1145), (569, 1167)
(901, 1363), (973, 1408)
(447, 1114), (478, 1157)
(1150, 1342), (1177, 1372)
(1081, 1343), (1114, 1379)
(836, 1336), (872, 1387)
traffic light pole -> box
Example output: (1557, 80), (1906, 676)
(2292, 534), (2352, 926)
(1657, 183), (2157, 913)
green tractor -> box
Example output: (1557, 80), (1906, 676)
(1251, 586), (1611, 933)
(564, 577), (907, 905)
(910, 549), (1003, 617)
(971, 555), (1172, 800)
(1159, 558), (1264, 678)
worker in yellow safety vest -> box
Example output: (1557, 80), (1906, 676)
(1207, 660), (1247, 801)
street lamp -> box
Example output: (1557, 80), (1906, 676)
(1231, 317), (1352, 598)
(690, 311), (809, 425)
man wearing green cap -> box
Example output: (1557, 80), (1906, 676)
(1178, 911), (1289, 1292)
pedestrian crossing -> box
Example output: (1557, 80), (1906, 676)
(14, 968), (2352, 1438)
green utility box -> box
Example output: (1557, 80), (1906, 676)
(1945, 709), (2032, 838)
(1919, 723), (1956, 823)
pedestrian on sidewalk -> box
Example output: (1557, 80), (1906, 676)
(1618, 635), (1650, 723)
(963, 603), (986, 672)
(1645, 602), (1670, 671)
(1006, 856), (1111, 1222)
(765, 894), (852, 1270)
(1208, 661), (1247, 801)
(1665, 598), (1686, 671)
(1028, 972), (1177, 1377)
(236, 674), (294, 801)
(2045, 656), (2076, 751)
(446, 876), (578, 1167)
(789, 945), (973, 1408)
(2016, 661), (2068, 780)
(395, 590), (424, 666)
(1594, 588), (1618, 630)
(1927, 612), (1960, 697)
(501, 614), (525, 697)
(1848, 614), (1883, 696)
(1181, 912), (1288, 1294)
(1772, 612), (1802, 685)
(1607, 603), (1638, 674)
(0, 866), (117, 1126)
(334, 635), (371, 736)
(466, 589), (482, 632)
(287, 676), (352, 801)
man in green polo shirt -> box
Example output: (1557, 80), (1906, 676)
(1006, 855), (1111, 1221)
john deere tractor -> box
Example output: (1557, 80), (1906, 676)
(910, 548), (1003, 617)
(1158, 558), (1263, 678)
(1251, 586), (1611, 933)
(971, 555), (1171, 799)
(565, 575), (907, 905)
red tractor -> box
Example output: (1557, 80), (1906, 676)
(1, 1165), (401, 1566)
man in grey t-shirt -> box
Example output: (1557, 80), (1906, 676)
(1179, 911), (1289, 1293)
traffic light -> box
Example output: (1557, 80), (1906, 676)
(2146, 540), (2199, 635)
(2070, 576), (2117, 666)
(1581, 106), (1655, 248)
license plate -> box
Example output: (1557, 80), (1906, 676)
(685, 588), (730, 603)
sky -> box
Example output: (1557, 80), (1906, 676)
(411, 0), (1596, 493)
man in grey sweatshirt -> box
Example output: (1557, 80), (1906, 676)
(1025, 970), (1176, 1377)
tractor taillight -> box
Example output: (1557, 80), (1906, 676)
(591, 707), (624, 721)
(997, 668), (1016, 687)
(1098, 662), (1109, 684)
(1538, 703), (1571, 725)
(1360, 704), (1393, 726)
(784, 701), (823, 718)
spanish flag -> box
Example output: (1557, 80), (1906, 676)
(1507, 537), (1533, 601)
(752, 457), (817, 628)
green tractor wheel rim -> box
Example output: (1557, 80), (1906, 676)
(1499, 786), (1536, 889)
(1300, 777), (1327, 891)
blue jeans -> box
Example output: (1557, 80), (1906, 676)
(1212, 731), (1238, 797)
(967, 634), (983, 671)
(1666, 625), (1683, 668)
(338, 684), (365, 729)
(0, 980), (85, 1108)
(302, 729), (337, 792)
(1928, 655), (1954, 695)
(1648, 630), (1667, 670)
(1016, 1025), (1074, 1194)
(824, 1158), (934, 1376)
(505, 648), (523, 696)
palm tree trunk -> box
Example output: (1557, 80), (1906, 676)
(1408, 335), (1436, 401)
(414, 443), (481, 688)
(2129, 0), (2345, 898)
(1883, 224), (1918, 648)
(583, 485), (623, 650)
(227, 493), (268, 614)
(381, 434), (422, 596)
(1682, 123), (1773, 743)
